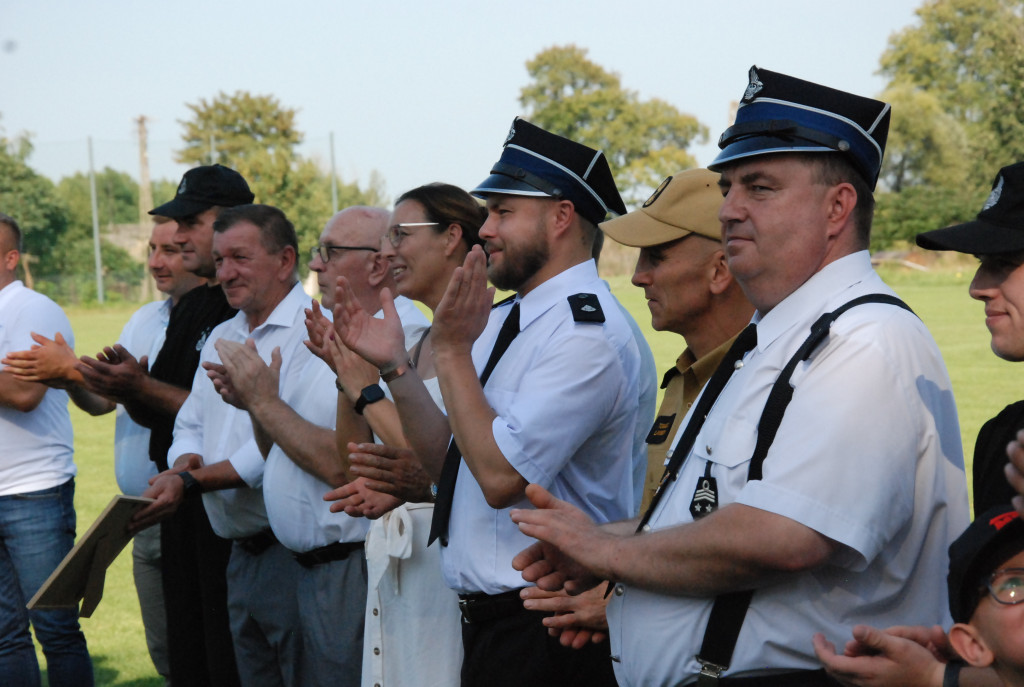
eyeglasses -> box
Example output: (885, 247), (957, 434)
(387, 222), (439, 247)
(983, 568), (1024, 607)
(310, 244), (379, 263)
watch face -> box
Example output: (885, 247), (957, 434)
(361, 384), (386, 404)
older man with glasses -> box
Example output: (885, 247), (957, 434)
(207, 206), (427, 686)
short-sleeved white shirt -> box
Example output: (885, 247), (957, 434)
(0, 280), (76, 496)
(440, 260), (640, 594)
(607, 252), (970, 686)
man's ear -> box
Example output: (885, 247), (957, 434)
(824, 182), (857, 240)
(707, 249), (733, 296)
(948, 622), (996, 669)
(367, 250), (389, 287)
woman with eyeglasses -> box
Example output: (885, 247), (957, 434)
(310, 182), (486, 687)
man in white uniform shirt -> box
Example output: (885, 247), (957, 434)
(510, 67), (969, 687)
(132, 204), (314, 687)
(212, 206), (427, 687)
(332, 118), (641, 687)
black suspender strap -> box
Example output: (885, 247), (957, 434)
(428, 299), (520, 546)
(694, 294), (914, 684)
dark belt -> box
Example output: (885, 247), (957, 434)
(233, 529), (278, 556)
(293, 541), (364, 568)
(708, 669), (837, 686)
(457, 588), (529, 624)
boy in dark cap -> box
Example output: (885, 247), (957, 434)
(946, 504), (1024, 687)
(511, 66), (967, 686)
(917, 161), (1024, 515)
(331, 117), (641, 686)
(814, 163), (1024, 687)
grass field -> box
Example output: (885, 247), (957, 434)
(45, 265), (1024, 685)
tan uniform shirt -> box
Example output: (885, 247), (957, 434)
(639, 334), (738, 513)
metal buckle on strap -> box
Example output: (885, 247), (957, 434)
(695, 657), (727, 687)
(457, 597), (473, 624)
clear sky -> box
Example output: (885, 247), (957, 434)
(1, 0), (924, 207)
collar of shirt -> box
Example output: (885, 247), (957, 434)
(245, 281), (311, 336)
(515, 259), (601, 331)
(752, 250), (874, 353)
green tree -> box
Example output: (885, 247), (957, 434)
(519, 45), (708, 206)
(0, 134), (72, 293)
(871, 186), (989, 251)
(880, 0), (1024, 182)
(56, 168), (139, 237)
(880, 84), (972, 193)
(177, 91), (385, 256)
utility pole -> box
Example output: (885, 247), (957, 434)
(88, 137), (105, 304)
(137, 115), (153, 301)
(330, 131), (338, 214)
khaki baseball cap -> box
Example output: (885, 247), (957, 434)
(599, 168), (723, 248)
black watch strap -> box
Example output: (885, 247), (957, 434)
(179, 471), (201, 496)
(943, 662), (962, 687)
(354, 384), (385, 415)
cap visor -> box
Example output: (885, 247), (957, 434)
(916, 220), (1024, 254)
(471, 173), (554, 199)
(600, 211), (694, 248)
(709, 137), (833, 172)
(149, 196), (214, 219)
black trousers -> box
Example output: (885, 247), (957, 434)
(460, 600), (618, 687)
(160, 496), (240, 687)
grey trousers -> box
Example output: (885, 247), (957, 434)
(227, 541), (304, 687)
(132, 525), (170, 684)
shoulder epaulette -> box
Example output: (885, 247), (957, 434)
(567, 293), (605, 323)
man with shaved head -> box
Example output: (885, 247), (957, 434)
(211, 206), (427, 686)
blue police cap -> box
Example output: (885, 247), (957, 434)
(472, 117), (627, 225)
(709, 66), (891, 190)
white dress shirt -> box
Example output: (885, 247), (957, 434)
(169, 282), (313, 539)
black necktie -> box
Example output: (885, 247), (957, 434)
(637, 323), (757, 531)
(429, 302), (521, 546)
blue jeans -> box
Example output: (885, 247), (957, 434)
(0, 479), (94, 687)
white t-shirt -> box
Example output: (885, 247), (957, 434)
(0, 280), (76, 496)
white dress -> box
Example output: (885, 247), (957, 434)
(361, 376), (463, 687)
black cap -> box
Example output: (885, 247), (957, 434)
(472, 117), (627, 225)
(149, 164), (255, 218)
(948, 504), (1024, 623)
(709, 66), (891, 191)
(916, 163), (1024, 255)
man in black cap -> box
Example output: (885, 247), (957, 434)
(510, 67), (968, 686)
(332, 117), (641, 686)
(78, 164), (253, 687)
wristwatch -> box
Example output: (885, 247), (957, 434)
(354, 384), (386, 415)
(179, 471), (202, 497)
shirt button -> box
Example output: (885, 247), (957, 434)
(706, 445), (713, 455)
(372, 608), (379, 616)
(734, 360), (744, 370)
(614, 584), (624, 596)
(373, 647), (380, 655)
(641, 524), (651, 533)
